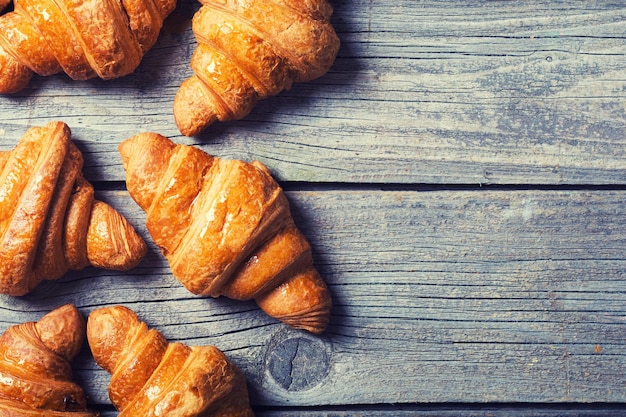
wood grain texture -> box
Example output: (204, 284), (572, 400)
(0, 1), (623, 184)
(0, 189), (623, 408)
(0, 0), (624, 415)
(95, 405), (626, 417)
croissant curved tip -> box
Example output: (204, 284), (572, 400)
(35, 304), (86, 360)
(86, 201), (148, 270)
(256, 268), (332, 334)
(0, 279), (32, 297)
(0, 49), (33, 94)
(174, 77), (218, 136)
(279, 315), (330, 334)
(86, 305), (141, 373)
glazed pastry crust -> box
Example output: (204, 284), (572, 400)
(0, 304), (99, 416)
(0, 121), (147, 296)
(0, 0), (176, 93)
(173, 0), (340, 136)
(119, 132), (332, 333)
(87, 305), (254, 417)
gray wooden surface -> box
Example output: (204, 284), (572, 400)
(0, 1), (624, 416)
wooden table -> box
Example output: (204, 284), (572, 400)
(0, 1), (624, 415)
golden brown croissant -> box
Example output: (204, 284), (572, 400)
(0, 121), (147, 296)
(0, 304), (99, 416)
(87, 305), (254, 417)
(173, 0), (340, 136)
(119, 132), (332, 333)
(0, 0), (176, 94)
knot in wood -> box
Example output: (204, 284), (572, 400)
(265, 332), (331, 392)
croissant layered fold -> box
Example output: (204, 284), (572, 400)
(119, 132), (332, 333)
(0, 0), (177, 93)
(87, 305), (254, 417)
(173, 0), (340, 136)
(0, 304), (99, 416)
(0, 121), (147, 296)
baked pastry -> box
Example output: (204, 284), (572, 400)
(119, 132), (332, 333)
(0, 0), (177, 93)
(173, 0), (340, 136)
(0, 304), (99, 416)
(0, 121), (147, 296)
(87, 305), (254, 417)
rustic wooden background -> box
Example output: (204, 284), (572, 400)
(0, 1), (624, 416)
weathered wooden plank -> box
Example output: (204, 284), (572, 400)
(0, 1), (624, 185)
(253, 405), (626, 417)
(96, 405), (626, 417)
(0, 189), (623, 407)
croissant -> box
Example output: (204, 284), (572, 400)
(0, 304), (99, 416)
(119, 132), (332, 333)
(0, 0), (176, 94)
(0, 121), (147, 296)
(173, 0), (340, 136)
(87, 305), (254, 417)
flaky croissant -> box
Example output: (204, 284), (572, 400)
(0, 121), (147, 296)
(119, 132), (332, 333)
(0, 304), (99, 416)
(173, 0), (340, 136)
(87, 305), (254, 417)
(0, 0), (176, 94)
